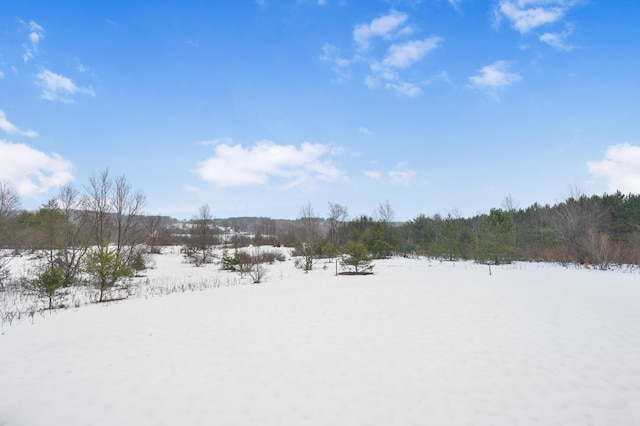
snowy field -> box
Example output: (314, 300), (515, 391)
(1, 249), (640, 426)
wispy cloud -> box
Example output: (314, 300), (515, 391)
(74, 57), (90, 73)
(381, 37), (442, 69)
(359, 126), (374, 136)
(35, 69), (95, 103)
(587, 143), (640, 193)
(389, 163), (416, 185)
(539, 23), (575, 51)
(320, 44), (353, 81)
(353, 10), (409, 52)
(495, 0), (574, 33)
(0, 139), (73, 197)
(192, 140), (344, 188)
(364, 36), (442, 96)
(364, 170), (381, 180)
(468, 60), (521, 97)
(18, 19), (44, 62)
(324, 10), (442, 97)
(0, 109), (38, 138)
(184, 185), (210, 198)
(199, 136), (234, 146)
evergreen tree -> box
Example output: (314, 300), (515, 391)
(341, 241), (374, 274)
(475, 209), (516, 264)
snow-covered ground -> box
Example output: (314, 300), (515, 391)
(1, 250), (640, 425)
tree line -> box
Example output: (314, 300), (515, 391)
(2, 174), (640, 297)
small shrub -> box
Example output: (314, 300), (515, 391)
(340, 241), (374, 275)
(26, 266), (67, 310)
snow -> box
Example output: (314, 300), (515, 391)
(1, 251), (640, 425)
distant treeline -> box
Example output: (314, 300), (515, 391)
(2, 174), (639, 270)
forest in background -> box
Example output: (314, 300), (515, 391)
(2, 172), (640, 280)
(2, 170), (640, 316)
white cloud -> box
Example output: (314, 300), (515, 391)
(587, 143), (640, 193)
(386, 80), (422, 97)
(366, 36), (442, 97)
(364, 170), (381, 180)
(184, 185), (210, 198)
(323, 11), (443, 97)
(468, 60), (521, 96)
(353, 10), (408, 51)
(35, 69), (95, 103)
(18, 19), (44, 62)
(0, 109), (38, 138)
(0, 139), (74, 197)
(192, 140), (344, 188)
(389, 164), (416, 185)
(496, 0), (579, 34)
(359, 126), (374, 136)
(0, 70), (4, 79)
(497, 1), (565, 33)
(74, 57), (90, 73)
(539, 23), (575, 50)
(200, 136), (233, 146)
(320, 44), (353, 81)
(382, 37), (442, 69)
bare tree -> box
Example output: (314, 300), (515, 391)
(327, 201), (349, 248)
(501, 193), (520, 213)
(113, 174), (146, 262)
(86, 169), (114, 247)
(552, 186), (607, 264)
(0, 180), (19, 289)
(0, 180), (20, 248)
(581, 229), (618, 270)
(83, 170), (146, 298)
(375, 200), (395, 224)
(0, 179), (20, 218)
(297, 202), (321, 271)
(247, 246), (266, 283)
(373, 200), (397, 254)
(298, 202), (320, 244)
(144, 215), (168, 253)
(57, 184), (91, 285)
(188, 204), (216, 266)
(254, 217), (277, 245)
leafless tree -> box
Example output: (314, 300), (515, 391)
(374, 200), (397, 252)
(144, 215), (168, 253)
(86, 169), (114, 247)
(189, 204), (216, 265)
(113, 174), (146, 262)
(254, 217), (277, 245)
(247, 246), (266, 283)
(581, 229), (619, 270)
(552, 186), (607, 264)
(0, 180), (19, 289)
(0, 180), (20, 247)
(56, 184), (91, 285)
(327, 201), (349, 248)
(375, 200), (395, 224)
(501, 193), (520, 213)
(297, 202), (321, 270)
(298, 202), (320, 244)
(0, 179), (20, 218)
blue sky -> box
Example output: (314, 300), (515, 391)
(1, 0), (639, 221)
